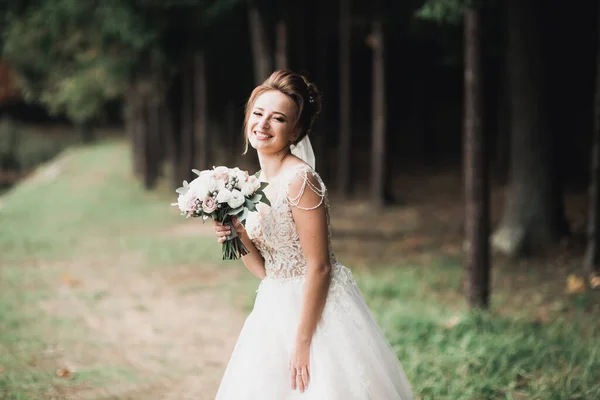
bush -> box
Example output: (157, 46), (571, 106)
(0, 118), (76, 186)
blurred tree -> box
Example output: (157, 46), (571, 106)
(248, 0), (272, 84)
(463, 6), (489, 309)
(418, 0), (490, 308)
(369, 1), (387, 208)
(491, 0), (568, 256)
(1, 0), (159, 143)
(338, 0), (352, 195)
(274, 0), (289, 70)
(584, 0), (600, 275)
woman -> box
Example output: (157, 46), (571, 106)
(214, 70), (413, 399)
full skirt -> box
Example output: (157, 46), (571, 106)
(215, 266), (413, 400)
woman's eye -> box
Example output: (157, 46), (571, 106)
(274, 117), (284, 122)
(253, 111), (262, 116)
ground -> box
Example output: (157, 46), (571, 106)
(1, 138), (599, 400)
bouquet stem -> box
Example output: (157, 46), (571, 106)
(221, 221), (249, 260)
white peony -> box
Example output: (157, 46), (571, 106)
(213, 166), (230, 180)
(188, 177), (208, 198)
(199, 173), (219, 193)
(232, 168), (248, 189)
(240, 182), (254, 197)
(241, 175), (261, 196)
(216, 188), (232, 204)
(228, 189), (245, 209)
(177, 190), (196, 213)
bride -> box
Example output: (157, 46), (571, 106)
(213, 70), (413, 399)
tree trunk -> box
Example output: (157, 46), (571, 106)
(464, 9), (490, 309)
(316, 0), (333, 183)
(127, 87), (145, 179)
(338, 0), (351, 195)
(275, 0), (288, 72)
(144, 97), (161, 190)
(194, 51), (209, 170)
(292, 1), (307, 71)
(180, 51), (195, 182)
(125, 87), (141, 178)
(248, 2), (272, 84)
(494, 63), (510, 182)
(583, 0), (600, 275)
(76, 120), (94, 144)
(162, 94), (180, 190)
(491, 0), (567, 256)
(370, 15), (386, 208)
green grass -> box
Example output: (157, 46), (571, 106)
(0, 139), (599, 399)
(355, 262), (600, 399)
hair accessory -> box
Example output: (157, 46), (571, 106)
(308, 95), (314, 103)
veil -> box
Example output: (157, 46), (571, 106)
(290, 135), (316, 169)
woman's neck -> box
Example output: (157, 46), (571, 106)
(258, 148), (291, 182)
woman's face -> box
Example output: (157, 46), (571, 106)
(247, 90), (298, 155)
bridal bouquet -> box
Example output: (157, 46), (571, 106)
(172, 166), (270, 260)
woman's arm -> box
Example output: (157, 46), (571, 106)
(214, 218), (266, 279)
(288, 170), (331, 392)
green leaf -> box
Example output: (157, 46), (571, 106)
(249, 193), (262, 203)
(260, 195), (271, 207)
(238, 207), (249, 222)
(254, 170), (262, 178)
(192, 169), (202, 176)
(227, 205), (243, 215)
(245, 199), (256, 212)
(259, 182), (268, 191)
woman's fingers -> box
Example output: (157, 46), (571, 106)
(301, 365), (309, 391)
(296, 369), (304, 393)
(214, 223), (231, 243)
(289, 365), (309, 393)
(290, 366), (297, 390)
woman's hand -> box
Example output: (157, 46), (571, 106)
(213, 217), (246, 243)
(290, 341), (310, 393)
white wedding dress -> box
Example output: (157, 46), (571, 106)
(215, 164), (413, 400)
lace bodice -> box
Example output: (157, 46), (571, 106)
(245, 164), (339, 280)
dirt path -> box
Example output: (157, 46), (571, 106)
(36, 232), (248, 399)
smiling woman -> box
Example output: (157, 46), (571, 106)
(213, 70), (413, 400)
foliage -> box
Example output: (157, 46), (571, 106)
(1, 0), (158, 123)
(0, 118), (76, 174)
(416, 0), (474, 24)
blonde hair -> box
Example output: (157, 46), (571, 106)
(243, 70), (322, 153)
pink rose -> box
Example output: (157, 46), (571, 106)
(202, 196), (217, 213)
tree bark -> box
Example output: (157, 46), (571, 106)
(370, 15), (386, 208)
(491, 0), (567, 256)
(144, 96), (161, 190)
(76, 121), (94, 144)
(248, 2), (272, 85)
(126, 86), (144, 179)
(338, 0), (351, 195)
(316, 0), (333, 183)
(194, 51), (209, 170)
(162, 94), (180, 190)
(292, 1), (307, 71)
(275, 0), (288, 71)
(583, 0), (600, 275)
(180, 51), (195, 182)
(124, 88), (138, 177)
(464, 9), (490, 309)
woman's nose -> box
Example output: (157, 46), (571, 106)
(258, 116), (269, 129)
